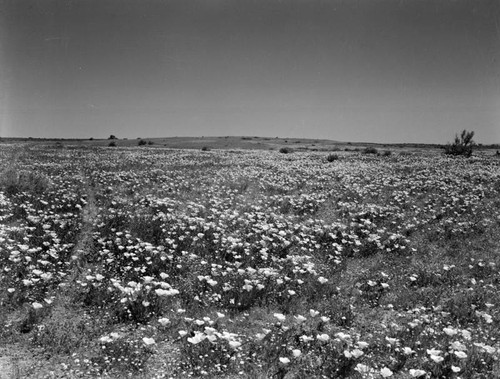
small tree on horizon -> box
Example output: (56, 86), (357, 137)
(444, 130), (475, 157)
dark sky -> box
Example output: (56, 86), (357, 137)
(1, 0), (499, 143)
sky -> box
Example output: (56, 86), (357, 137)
(0, 0), (499, 143)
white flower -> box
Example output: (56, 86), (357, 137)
(443, 327), (458, 336)
(142, 337), (155, 345)
(178, 330), (188, 337)
(430, 354), (444, 363)
(229, 340), (242, 349)
(273, 313), (286, 322)
(409, 369), (426, 377)
(295, 315), (307, 323)
(255, 333), (266, 340)
(461, 329), (471, 340)
(99, 336), (112, 343)
(402, 347), (415, 355)
(450, 341), (466, 351)
(292, 349), (301, 357)
(32, 302), (43, 310)
(380, 367), (393, 377)
(320, 316), (330, 322)
(454, 351), (467, 359)
(335, 332), (351, 341)
(354, 363), (370, 373)
(309, 309), (319, 317)
(357, 341), (369, 349)
(351, 349), (364, 358)
(279, 357), (290, 365)
(451, 366), (461, 373)
(316, 333), (330, 342)
(426, 348), (442, 356)
(158, 317), (170, 326)
(187, 332), (205, 345)
(300, 335), (313, 343)
(318, 276), (328, 284)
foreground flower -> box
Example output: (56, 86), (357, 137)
(409, 369), (426, 377)
(187, 332), (205, 345)
(354, 363), (371, 374)
(158, 317), (170, 326)
(454, 351), (467, 359)
(229, 340), (242, 349)
(317, 333), (330, 342)
(310, 309), (320, 317)
(32, 302), (43, 310)
(380, 367), (393, 377)
(142, 337), (156, 345)
(273, 313), (286, 322)
(279, 357), (290, 365)
(292, 349), (301, 357)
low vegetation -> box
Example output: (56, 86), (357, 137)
(444, 130), (475, 157)
(0, 143), (499, 378)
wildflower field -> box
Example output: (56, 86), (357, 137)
(1, 143), (500, 378)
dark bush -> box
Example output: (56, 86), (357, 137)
(279, 147), (293, 154)
(108, 141), (116, 147)
(138, 139), (147, 146)
(444, 130), (475, 157)
(362, 147), (378, 155)
(382, 150), (392, 157)
(326, 153), (339, 162)
(108, 135), (117, 140)
(201, 146), (211, 151)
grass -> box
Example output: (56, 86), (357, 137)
(0, 142), (499, 378)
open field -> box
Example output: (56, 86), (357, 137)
(1, 141), (500, 378)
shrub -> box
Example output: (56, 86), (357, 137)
(201, 146), (211, 151)
(444, 130), (475, 157)
(279, 147), (293, 154)
(147, 141), (154, 145)
(382, 150), (392, 157)
(108, 135), (117, 140)
(362, 147), (378, 155)
(138, 139), (147, 146)
(108, 141), (116, 147)
(0, 168), (50, 195)
(326, 153), (339, 162)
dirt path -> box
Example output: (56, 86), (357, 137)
(72, 172), (98, 270)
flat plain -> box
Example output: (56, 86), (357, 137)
(1, 139), (499, 378)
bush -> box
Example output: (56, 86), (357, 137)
(147, 141), (154, 145)
(0, 168), (50, 195)
(108, 135), (117, 140)
(201, 146), (211, 151)
(279, 147), (293, 154)
(138, 139), (147, 146)
(108, 141), (117, 147)
(326, 153), (339, 162)
(362, 147), (378, 155)
(444, 130), (475, 157)
(382, 150), (392, 157)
